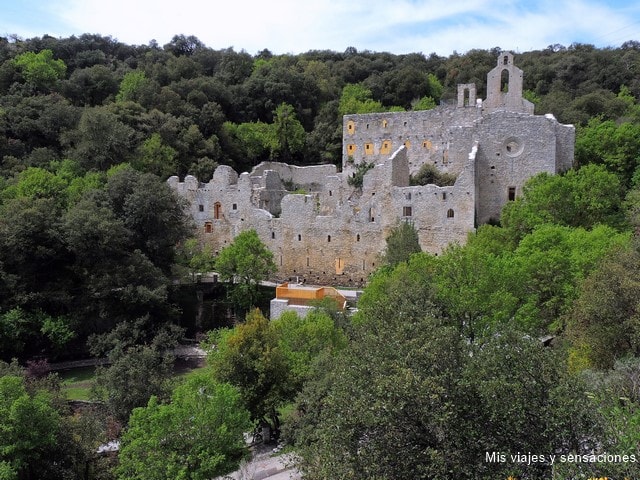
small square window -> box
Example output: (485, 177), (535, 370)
(232, 203), (237, 210)
(403, 206), (412, 217)
(198, 204), (204, 212)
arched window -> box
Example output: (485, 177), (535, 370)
(447, 209), (455, 218)
(501, 69), (509, 93)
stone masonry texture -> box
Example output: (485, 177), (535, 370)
(169, 52), (574, 286)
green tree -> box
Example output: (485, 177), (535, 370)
(575, 117), (640, 188)
(412, 95), (437, 110)
(64, 107), (136, 171)
(0, 375), (61, 479)
(116, 372), (250, 480)
(501, 164), (625, 240)
(92, 343), (176, 424)
(338, 83), (386, 115)
(116, 70), (148, 103)
(214, 229), (275, 310)
(566, 245), (640, 370)
(271, 102), (305, 161)
(208, 309), (290, 434)
(133, 133), (178, 179)
(382, 220), (421, 266)
(410, 163), (457, 186)
(13, 50), (66, 91)
(270, 309), (346, 393)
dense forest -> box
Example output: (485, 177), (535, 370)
(2, 33), (640, 479)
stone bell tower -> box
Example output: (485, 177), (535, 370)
(484, 51), (534, 114)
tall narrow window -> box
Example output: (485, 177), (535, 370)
(297, 234), (302, 241)
(508, 187), (516, 201)
(356, 234), (360, 242)
(214, 202), (222, 220)
(327, 235), (331, 243)
(198, 204), (204, 212)
(501, 69), (510, 93)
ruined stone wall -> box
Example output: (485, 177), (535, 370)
(474, 112), (573, 224)
(342, 107), (482, 177)
(169, 51), (576, 287)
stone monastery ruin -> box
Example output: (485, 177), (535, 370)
(169, 52), (574, 286)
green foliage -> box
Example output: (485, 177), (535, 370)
(64, 107), (136, 171)
(292, 313), (597, 479)
(208, 309), (290, 430)
(410, 162), (457, 186)
(176, 237), (216, 280)
(382, 220), (421, 266)
(566, 245), (640, 369)
(568, 358), (640, 479)
(214, 229), (276, 310)
(270, 309), (346, 392)
(116, 373), (250, 480)
(575, 117), (640, 188)
(355, 253), (439, 329)
(116, 70), (148, 103)
(92, 344), (176, 424)
(346, 161), (374, 189)
(271, 102), (305, 161)
(133, 133), (178, 179)
(412, 95), (436, 110)
(501, 164), (626, 239)
(338, 83), (386, 115)
(0, 375), (60, 479)
(13, 50), (66, 90)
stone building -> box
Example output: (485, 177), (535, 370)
(169, 52), (574, 286)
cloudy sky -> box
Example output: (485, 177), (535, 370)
(1, 0), (639, 56)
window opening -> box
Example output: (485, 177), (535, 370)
(214, 202), (222, 219)
(447, 209), (455, 218)
(501, 69), (509, 92)
(508, 187), (516, 201)
(403, 206), (412, 217)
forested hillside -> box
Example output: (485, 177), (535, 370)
(2, 33), (640, 479)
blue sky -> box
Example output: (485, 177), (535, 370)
(1, 0), (639, 56)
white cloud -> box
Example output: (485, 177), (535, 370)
(4, 0), (640, 55)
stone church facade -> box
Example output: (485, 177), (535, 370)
(169, 52), (574, 286)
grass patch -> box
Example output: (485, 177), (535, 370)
(58, 366), (96, 401)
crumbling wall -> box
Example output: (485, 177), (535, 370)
(169, 51), (575, 286)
